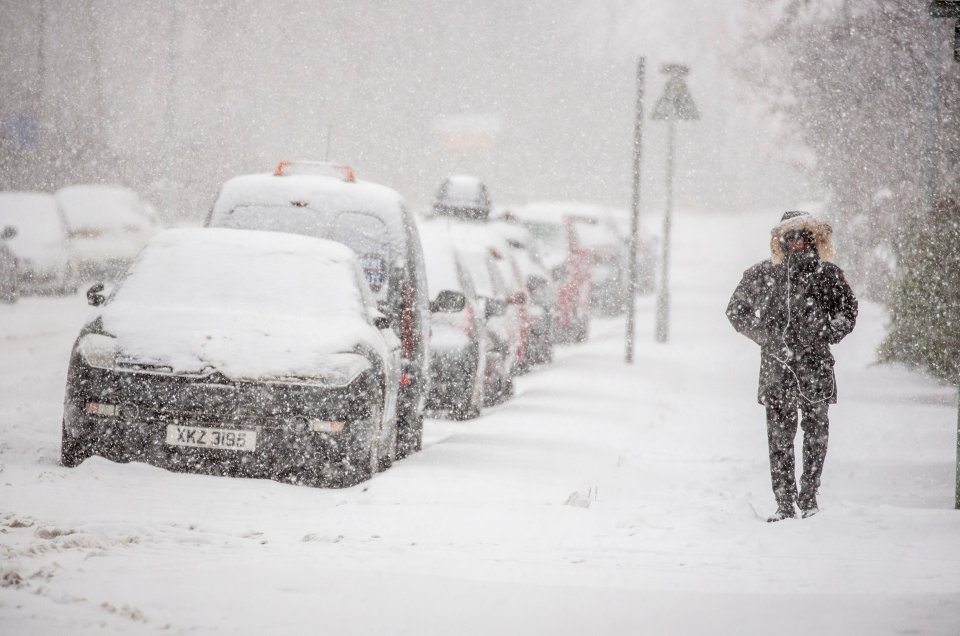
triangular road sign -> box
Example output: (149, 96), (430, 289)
(652, 76), (700, 121)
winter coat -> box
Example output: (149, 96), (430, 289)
(726, 213), (858, 405)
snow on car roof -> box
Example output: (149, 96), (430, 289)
(102, 228), (382, 379)
(0, 192), (68, 265)
(55, 184), (155, 232)
(493, 201), (608, 225)
(212, 173), (406, 232)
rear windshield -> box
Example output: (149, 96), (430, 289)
(217, 204), (393, 295)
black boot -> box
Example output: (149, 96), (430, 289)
(767, 500), (797, 523)
(798, 491), (819, 518)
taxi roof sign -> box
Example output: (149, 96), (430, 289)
(274, 160), (356, 182)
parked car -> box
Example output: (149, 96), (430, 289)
(432, 174), (492, 221)
(56, 184), (159, 282)
(494, 203), (593, 343)
(0, 225), (19, 303)
(489, 220), (554, 366)
(61, 228), (401, 487)
(206, 161), (430, 458)
(455, 242), (517, 404)
(0, 192), (76, 295)
(418, 223), (487, 420)
(571, 214), (631, 316)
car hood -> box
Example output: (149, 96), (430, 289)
(100, 305), (385, 381)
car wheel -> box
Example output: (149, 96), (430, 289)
(395, 405), (423, 460)
(378, 420), (397, 472)
(574, 318), (589, 343)
(60, 420), (92, 468)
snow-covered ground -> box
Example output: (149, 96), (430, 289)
(2, 209), (959, 635)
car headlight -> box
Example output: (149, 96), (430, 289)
(272, 353), (372, 388)
(76, 333), (119, 369)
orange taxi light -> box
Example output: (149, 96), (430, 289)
(273, 160), (356, 182)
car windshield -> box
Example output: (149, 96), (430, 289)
(524, 220), (567, 263)
(56, 186), (153, 233)
(218, 204), (393, 294)
(0, 194), (67, 257)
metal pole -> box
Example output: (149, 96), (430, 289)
(956, 384), (960, 509)
(625, 57), (646, 364)
(655, 120), (675, 343)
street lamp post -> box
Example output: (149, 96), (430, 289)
(625, 57), (646, 364)
(652, 64), (699, 344)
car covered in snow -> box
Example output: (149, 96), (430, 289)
(432, 174), (493, 221)
(488, 220), (554, 366)
(494, 203), (593, 343)
(60, 228), (402, 487)
(206, 162), (430, 458)
(454, 240), (519, 404)
(55, 184), (159, 282)
(0, 224), (19, 303)
(0, 192), (76, 295)
(418, 222), (488, 419)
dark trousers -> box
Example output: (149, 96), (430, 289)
(765, 396), (829, 507)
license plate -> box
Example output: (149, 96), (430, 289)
(165, 424), (257, 452)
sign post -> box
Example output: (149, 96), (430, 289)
(625, 57), (646, 364)
(651, 64), (699, 344)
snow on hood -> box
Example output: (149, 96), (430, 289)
(99, 228), (385, 380)
(0, 192), (68, 271)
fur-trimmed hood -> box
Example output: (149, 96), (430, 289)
(769, 211), (834, 264)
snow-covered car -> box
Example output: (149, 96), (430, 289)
(455, 243), (517, 404)
(494, 203), (593, 343)
(206, 162), (430, 458)
(432, 174), (492, 221)
(0, 225), (19, 303)
(488, 220), (554, 366)
(56, 184), (159, 282)
(418, 223), (487, 419)
(572, 214), (631, 316)
(61, 228), (401, 487)
(0, 192), (76, 295)
(440, 220), (532, 374)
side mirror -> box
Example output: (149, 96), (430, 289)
(1, 226), (16, 240)
(370, 309), (392, 330)
(506, 291), (527, 306)
(429, 290), (466, 313)
(86, 283), (106, 307)
(484, 298), (507, 319)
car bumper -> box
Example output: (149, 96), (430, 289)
(427, 348), (478, 406)
(63, 357), (382, 481)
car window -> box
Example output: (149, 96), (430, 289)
(218, 204), (394, 295)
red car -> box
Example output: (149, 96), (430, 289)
(495, 203), (592, 344)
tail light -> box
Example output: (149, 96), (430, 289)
(460, 303), (475, 338)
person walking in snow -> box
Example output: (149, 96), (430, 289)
(726, 210), (858, 522)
